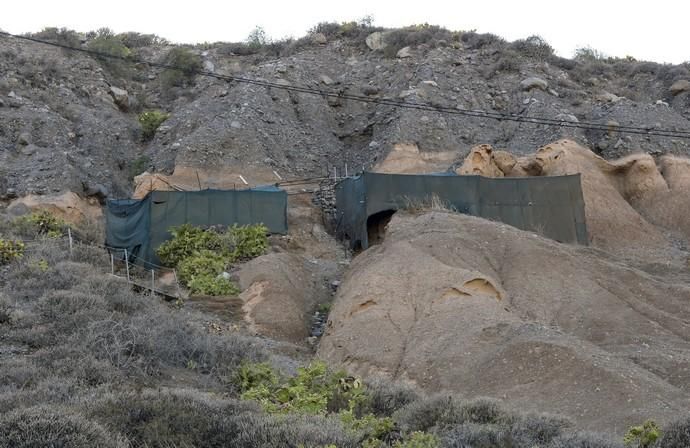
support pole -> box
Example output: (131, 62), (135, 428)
(151, 269), (155, 294)
(124, 249), (130, 282)
(67, 228), (73, 257)
(345, 163), (348, 177)
(110, 253), (114, 275)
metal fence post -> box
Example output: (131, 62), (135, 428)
(151, 269), (155, 294)
(124, 249), (130, 282)
(110, 253), (114, 275)
(67, 228), (73, 257)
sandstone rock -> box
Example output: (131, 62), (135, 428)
(108, 86), (129, 111)
(670, 79), (690, 95)
(365, 32), (387, 51)
(492, 150), (517, 174)
(319, 74), (335, 86)
(396, 46), (413, 58)
(457, 144), (504, 177)
(318, 211), (690, 432)
(520, 77), (548, 91)
(311, 33), (327, 45)
(237, 252), (324, 342)
(596, 91), (623, 103)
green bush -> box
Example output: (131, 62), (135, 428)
(128, 155), (150, 180)
(156, 224), (221, 267)
(138, 110), (169, 141)
(33, 27), (81, 48)
(0, 239), (24, 265)
(177, 250), (227, 284)
(624, 420), (661, 447)
(12, 210), (66, 238)
(228, 223), (269, 260)
(510, 35), (554, 61)
(160, 47), (202, 89)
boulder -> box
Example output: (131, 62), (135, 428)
(311, 33), (327, 45)
(596, 91), (623, 103)
(519, 77), (548, 91)
(203, 60), (215, 73)
(457, 144), (504, 177)
(396, 46), (413, 58)
(17, 132), (30, 146)
(108, 86), (129, 111)
(670, 79), (690, 95)
(365, 32), (387, 51)
(319, 74), (335, 86)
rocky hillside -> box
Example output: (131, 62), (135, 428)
(1, 25), (689, 200)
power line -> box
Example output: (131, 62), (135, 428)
(2, 31), (690, 139)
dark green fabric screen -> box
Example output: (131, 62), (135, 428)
(106, 187), (288, 265)
(335, 172), (588, 249)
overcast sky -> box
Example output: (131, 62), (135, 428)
(3, 0), (688, 64)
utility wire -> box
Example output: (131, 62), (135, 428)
(2, 31), (690, 139)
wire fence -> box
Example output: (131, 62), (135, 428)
(14, 231), (183, 299)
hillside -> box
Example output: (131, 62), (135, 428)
(1, 25), (689, 200)
(2, 23), (690, 448)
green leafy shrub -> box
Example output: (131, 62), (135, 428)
(227, 223), (269, 260)
(156, 224), (221, 267)
(0, 239), (24, 265)
(177, 250), (228, 284)
(13, 210), (66, 238)
(138, 110), (169, 141)
(624, 420), (661, 447)
(33, 27), (81, 48)
(116, 32), (168, 48)
(160, 47), (202, 89)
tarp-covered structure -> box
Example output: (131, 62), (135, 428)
(335, 172), (588, 249)
(106, 187), (288, 265)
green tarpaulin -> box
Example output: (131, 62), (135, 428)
(335, 172), (588, 249)
(106, 187), (288, 265)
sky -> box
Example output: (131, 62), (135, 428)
(2, 0), (688, 64)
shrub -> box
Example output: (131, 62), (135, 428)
(177, 249), (228, 284)
(624, 420), (661, 447)
(361, 376), (421, 416)
(156, 224), (223, 267)
(461, 31), (506, 49)
(510, 35), (554, 61)
(137, 110), (169, 141)
(550, 431), (625, 448)
(658, 416), (690, 448)
(394, 395), (505, 433)
(12, 209), (66, 238)
(0, 239), (24, 265)
(247, 26), (270, 50)
(187, 273), (240, 296)
(575, 46), (608, 61)
(0, 405), (125, 448)
(117, 32), (168, 48)
(228, 223), (269, 260)
(160, 47), (202, 89)
(33, 27), (81, 48)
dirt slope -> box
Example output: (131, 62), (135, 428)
(318, 211), (690, 433)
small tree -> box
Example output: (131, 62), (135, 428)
(160, 47), (202, 89)
(247, 26), (270, 49)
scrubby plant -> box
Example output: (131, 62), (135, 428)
(156, 224), (221, 267)
(33, 27), (82, 49)
(12, 210), (66, 238)
(128, 155), (150, 180)
(0, 239), (25, 265)
(247, 26), (270, 50)
(160, 47), (202, 89)
(657, 416), (690, 448)
(138, 110), (169, 141)
(117, 32), (168, 48)
(624, 420), (661, 447)
(510, 35), (554, 61)
(0, 405), (125, 448)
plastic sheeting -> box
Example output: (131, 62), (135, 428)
(335, 172), (588, 249)
(106, 187), (288, 265)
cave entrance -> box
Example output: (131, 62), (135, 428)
(366, 209), (396, 246)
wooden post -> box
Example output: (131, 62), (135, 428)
(173, 269), (182, 298)
(110, 253), (115, 275)
(124, 249), (130, 282)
